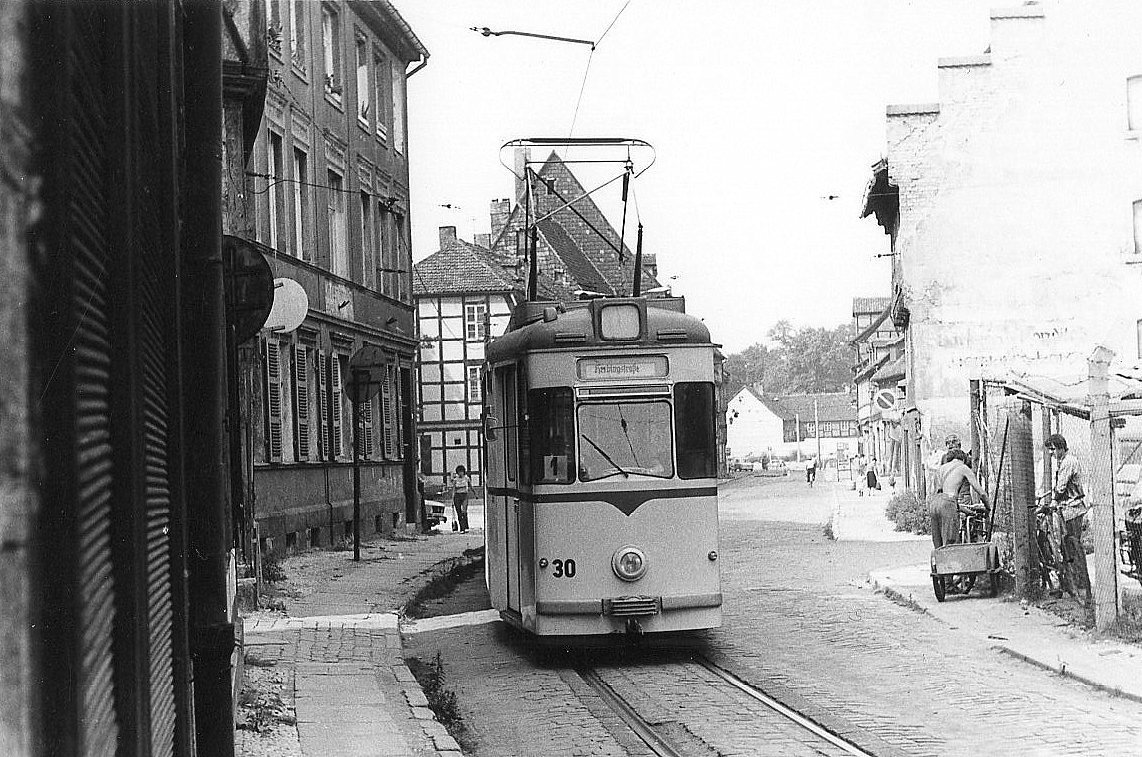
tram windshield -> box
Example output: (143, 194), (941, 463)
(577, 401), (674, 481)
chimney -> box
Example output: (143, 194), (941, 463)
(513, 148), (531, 202)
(489, 198), (511, 240)
(438, 225), (457, 249)
(474, 233), (491, 249)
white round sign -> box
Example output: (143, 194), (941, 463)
(264, 278), (308, 333)
(874, 389), (897, 411)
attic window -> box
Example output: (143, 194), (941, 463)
(1129, 75), (1142, 131)
(1135, 200), (1142, 255)
(543, 177), (557, 194)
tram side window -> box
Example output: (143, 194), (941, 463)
(501, 367), (516, 482)
(526, 387), (574, 484)
(674, 382), (716, 479)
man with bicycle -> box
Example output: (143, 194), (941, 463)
(1038, 434), (1092, 604)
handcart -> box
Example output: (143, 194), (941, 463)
(930, 515), (1001, 602)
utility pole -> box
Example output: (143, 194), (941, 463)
(795, 412), (802, 461)
(814, 398), (821, 463)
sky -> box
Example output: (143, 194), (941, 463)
(399, 1), (998, 354)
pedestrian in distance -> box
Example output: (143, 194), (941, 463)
(1037, 433), (1092, 605)
(864, 457), (879, 495)
(449, 465), (473, 533)
(806, 456), (817, 487)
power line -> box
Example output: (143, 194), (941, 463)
(596, 0), (632, 46)
(568, 47), (596, 139)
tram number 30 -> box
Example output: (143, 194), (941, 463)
(552, 559), (577, 578)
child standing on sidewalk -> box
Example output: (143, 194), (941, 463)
(449, 465), (473, 533)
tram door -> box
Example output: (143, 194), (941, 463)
(503, 366), (520, 613)
(486, 364), (520, 614)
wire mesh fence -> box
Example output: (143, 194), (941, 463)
(971, 369), (1139, 631)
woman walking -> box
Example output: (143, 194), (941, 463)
(450, 465), (473, 533)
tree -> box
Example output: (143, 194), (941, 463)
(724, 321), (854, 397)
(723, 343), (770, 397)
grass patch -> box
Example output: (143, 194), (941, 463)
(261, 551), (287, 583)
(885, 490), (929, 536)
(403, 547), (485, 619)
(407, 652), (474, 751)
(236, 668), (296, 734)
(884, 588), (927, 615)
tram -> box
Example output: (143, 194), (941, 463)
(483, 296), (722, 637)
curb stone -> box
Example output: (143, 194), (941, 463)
(993, 646), (1142, 705)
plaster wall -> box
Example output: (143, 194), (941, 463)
(887, 2), (1142, 444)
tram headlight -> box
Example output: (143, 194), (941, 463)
(612, 546), (648, 582)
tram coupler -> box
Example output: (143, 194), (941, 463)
(624, 618), (644, 640)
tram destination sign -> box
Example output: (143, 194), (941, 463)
(577, 355), (668, 380)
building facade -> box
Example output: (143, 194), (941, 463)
(246, 0), (428, 554)
(727, 388), (858, 461)
(1, 2), (250, 752)
(414, 227), (518, 489)
(850, 296), (904, 475)
(862, 2), (1142, 489)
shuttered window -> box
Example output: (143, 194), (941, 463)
(330, 354), (344, 459)
(317, 350), (329, 459)
(361, 395), (374, 458)
(266, 340), (283, 462)
(382, 363), (395, 458)
(397, 367), (407, 457)
(293, 344), (310, 460)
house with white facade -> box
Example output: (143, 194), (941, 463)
(727, 387), (858, 461)
(862, 2), (1142, 489)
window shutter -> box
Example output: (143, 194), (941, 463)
(382, 363), (395, 458)
(361, 395), (374, 458)
(396, 367), (406, 458)
(317, 349), (329, 459)
(266, 340), (283, 462)
(330, 355), (343, 459)
(293, 344), (310, 460)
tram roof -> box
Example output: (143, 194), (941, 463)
(487, 297), (713, 361)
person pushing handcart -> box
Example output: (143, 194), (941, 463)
(928, 453), (999, 601)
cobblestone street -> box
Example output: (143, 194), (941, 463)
(405, 475), (1142, 756)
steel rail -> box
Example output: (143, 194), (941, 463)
(695, 658), (874, 757)
(575, 667), (683, 757)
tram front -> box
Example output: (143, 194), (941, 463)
(484, 297), (723, 638)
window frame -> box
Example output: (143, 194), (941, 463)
(674, 381), (717, 480)
(291, 146), (310, 260)
(465, 302), (487, 342)
(327, 168), (348, 277)
(289, 0), (306, 74)
(321, 4), (343, 105)
(355, 30), (370, 126)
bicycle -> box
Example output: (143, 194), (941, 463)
(1033, 492), (1079, 598)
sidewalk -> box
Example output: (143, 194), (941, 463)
(831, 482), (1142, 703)
(238, 504), (485, 757)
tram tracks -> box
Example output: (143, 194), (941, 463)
(576, 655), (875, 757)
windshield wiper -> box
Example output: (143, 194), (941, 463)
(617, 406), (642, 468)
(581, 434), (630, 478)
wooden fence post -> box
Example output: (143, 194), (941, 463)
(1088, 346), (1119, 632)
(1010, 398), (1040, 599)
